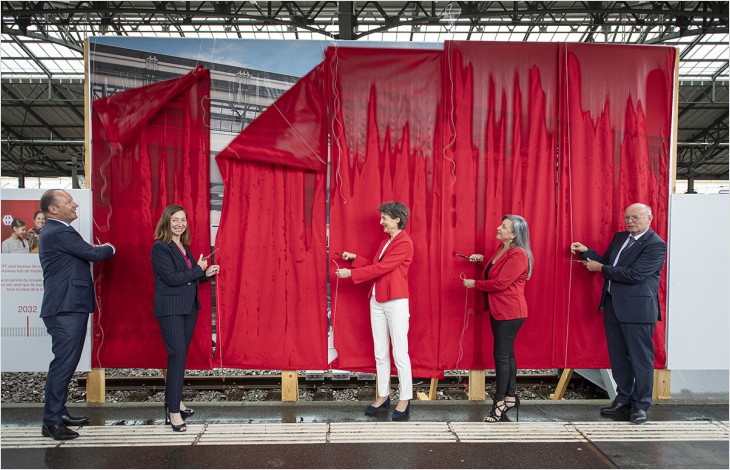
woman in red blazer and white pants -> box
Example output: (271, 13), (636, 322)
(463, 214), (533, 423)
(336, 201), (414, 420)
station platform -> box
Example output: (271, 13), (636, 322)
(1, 400), (728, 468)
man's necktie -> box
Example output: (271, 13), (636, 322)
(626, 236), (636, 249)
(609, 236), (637, 294)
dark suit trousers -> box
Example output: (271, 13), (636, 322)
(604, 294), (656, 411)
(157, 310), (198, 413)
(43, 312), (89, 425)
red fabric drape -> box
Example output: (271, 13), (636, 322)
(327, 47), (444, 378)
(554, 44), (674, 368)
(439, 42), (560, 370)
(213, 66), (328, 369)
(91, 66), (212, 369)
(216, 64), (327, 171)
(209, 43), (673, 372)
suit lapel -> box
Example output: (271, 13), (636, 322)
(168, 242), (188, 268)
(616, 229), (654, 266)
(379, 231), (403, 260)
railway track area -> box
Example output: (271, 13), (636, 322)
(74, 372), (608, 402)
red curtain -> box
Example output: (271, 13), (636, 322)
(327, 47), (444, 377)
(216, 64), (327, 172)
(213, 65), (328, 369)
(91, 66), (212, 369)
(438, 42), (560, 370)
(554, 44), (674, 368)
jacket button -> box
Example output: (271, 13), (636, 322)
(187, 282), (191, 285)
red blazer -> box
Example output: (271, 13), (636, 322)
(474, 247), (529, 321)
(350, 230), (413, 302)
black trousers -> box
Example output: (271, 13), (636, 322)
(43, 312), (89, 425)
(490, 315), (526, 402)
(604, 294), (655, 411)
(156, 310), (198, 413)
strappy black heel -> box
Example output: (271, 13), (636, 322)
(484, 399), (511, 423)
(504, 396), (520, 422)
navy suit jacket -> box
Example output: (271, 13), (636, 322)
(39, 218), (114, 317)
(581, 228), (666, 323)
(151, 240), (208, 317)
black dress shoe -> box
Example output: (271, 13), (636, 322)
(600, 400), (632, 416)
(62, 414), (90, 426)
(392, 401), (410, 421)
(42, 423), (79, 440)
(630, 409), (648, 424)
(364, 397), (391, 415)
(180, 407), (195, 420)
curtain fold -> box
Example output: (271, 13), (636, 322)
(439, 42), (560, 370)
(327, 47), (444, 378)
(91, 66), (212, 369)
(554, 44), (674, 368)
(213, 65), (328, 369)
(216, 63), (327, 172)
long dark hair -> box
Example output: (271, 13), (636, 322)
(154, 205), (190, 245)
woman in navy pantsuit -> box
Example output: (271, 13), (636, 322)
(151, 205), (219, 432)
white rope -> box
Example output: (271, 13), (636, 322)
(455, 272), (472, 369)
(564, 43), (575, 369)
(442, 41), (458, 185)
(330, 258), (341, 331)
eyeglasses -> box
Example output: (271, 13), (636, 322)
(624, 215), (647, 222)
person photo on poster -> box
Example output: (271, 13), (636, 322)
(1, 218), (30, 254)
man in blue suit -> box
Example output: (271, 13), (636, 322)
(38, 189), (115, 440)
(571, 203), (666, 425)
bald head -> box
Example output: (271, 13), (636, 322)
(624, 203), (653, 236)
(40, 189), (78, 224)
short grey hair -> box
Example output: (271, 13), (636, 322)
(378, 201), (410, 230)
(503, 214), (534, 280)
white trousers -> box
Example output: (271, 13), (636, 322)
(370, 296), (413, 400)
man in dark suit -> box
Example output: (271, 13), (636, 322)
(38, 189), (115, 440)
(571, 203), (666, 425)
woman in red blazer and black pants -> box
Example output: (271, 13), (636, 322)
(463, 214), (533, 423)
(335, 201), (414, 420)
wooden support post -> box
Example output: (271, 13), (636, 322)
(468, 370), (485, 401)
(416, 378), (439, 401)
(550, 368), (574, 400)
(281, 370), (299, 402)
(653, 369), (671, 400)
(428, 378), (438, 400)
(86, 368), (105, 404)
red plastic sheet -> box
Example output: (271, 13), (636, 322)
(554, 44), (674, 368)
(91, 66), (212, 369)
(327, 47), (445, 378)
(439, 42), (560, 370)
(213, 65), (328, 369)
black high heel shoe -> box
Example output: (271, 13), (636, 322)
(165, 405), (187, 432)
(504, 396), (520, 422)
(364, 397), (391, 415)
(167, 403), (195, 421)
(180, 407), (195, 420)
(484, 399), (510, 422)
(392, 401), (410, 421)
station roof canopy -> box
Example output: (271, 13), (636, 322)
(1, 1), (727, 182)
